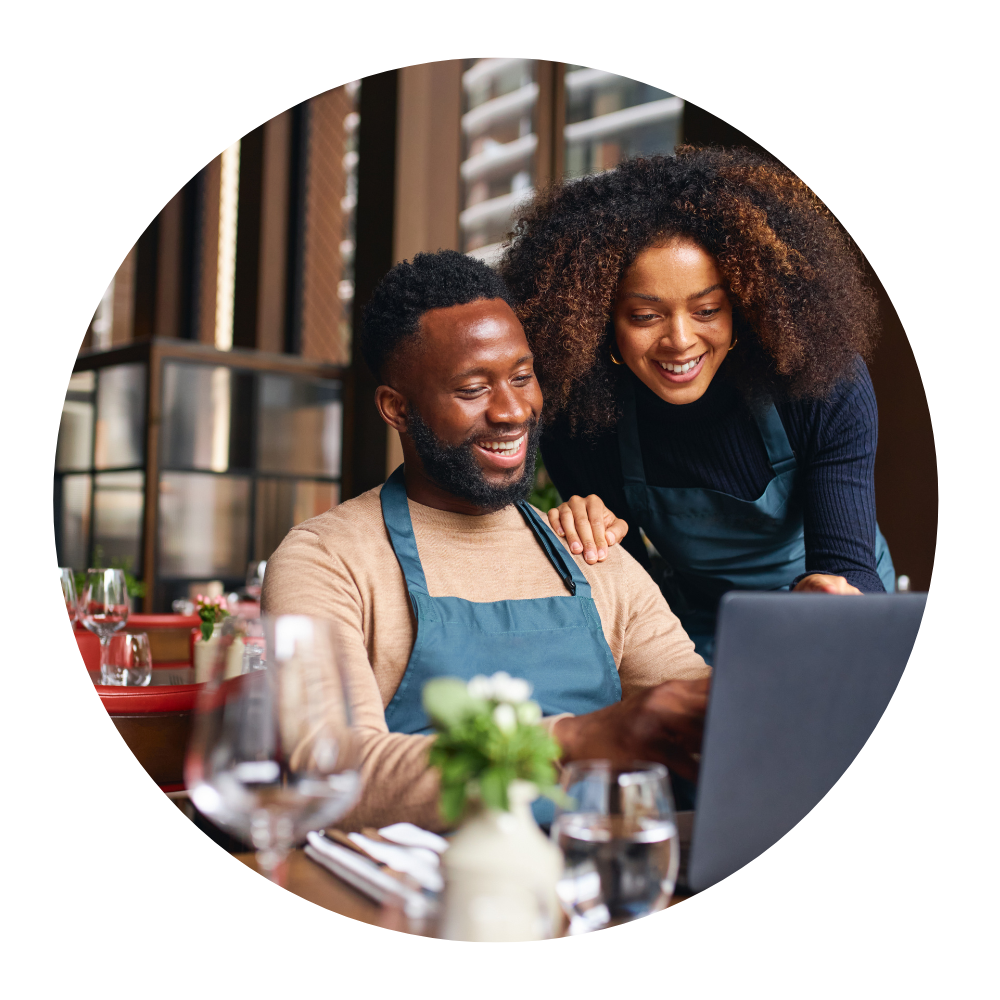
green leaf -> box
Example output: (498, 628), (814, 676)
(424, 673), (564, 822)
(423, 677), (478, 730)
(440, 749), (485, 785)
(440, 783), (467, 824)
(73, 550), (146, 600)
(479, 766), (514, 812)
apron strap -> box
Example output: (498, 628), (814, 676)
(381, 464), (589, 599)
(753, 404), (798, 477)
(380, 465), (430, 595)
(621, 378), (797, 482)
(516, 501), (590, 598)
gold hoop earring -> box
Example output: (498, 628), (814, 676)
(728, 337), (738, 352)
(609, 343), (624, 365)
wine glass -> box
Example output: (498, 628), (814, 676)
(551, 761), (679, 934)
(103, 632), (152, 687)
(80, 569), (129, 682)
(59, 568), (78, 623)
(185, 614), (362, 885)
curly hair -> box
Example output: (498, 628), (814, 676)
(361, 249), (513, 382)
(498, 146), (880, 432)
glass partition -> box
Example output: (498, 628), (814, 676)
(55, 364), (145, 572)
(563, 67), (682, 179)
(94, 363), (146, 469)
(156, 362), (342, 604)
(158, 472), (251, 579)
(161, 363), (232, 471)
(57, 473), (92, 570)
(56, 370), (95, 472)
(92, 471), (145, 569)
(257, 373), (342, 477)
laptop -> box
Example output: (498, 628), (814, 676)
(684, 591), (927, 893)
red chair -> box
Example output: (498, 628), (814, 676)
(75, 629), (100, 673)
(75, 614), (200, 677)
(125, 614), (200, 668)
(72, 615), (204, 791)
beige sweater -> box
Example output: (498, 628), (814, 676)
(261, 486), (709, 831)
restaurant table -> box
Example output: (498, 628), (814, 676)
(234, 811), (695, 935)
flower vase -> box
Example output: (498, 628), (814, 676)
(193, 623), (244, 683)
(441, 780), (563, 942)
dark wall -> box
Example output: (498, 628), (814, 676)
(864, 268), (937, 590)
(232, 124), (265, 350)
(343, 69), (398, 499)
(683, 102), (937, 591)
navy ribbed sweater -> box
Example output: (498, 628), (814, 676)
(540, 359), (885, 593)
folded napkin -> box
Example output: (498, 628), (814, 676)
(347, 834), (443, 893)
(304, 832), (434, 919)
(377, 822), (449, 854)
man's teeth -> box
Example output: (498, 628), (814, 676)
(481, 435), (525, 454)
(659, 355), (703, 374)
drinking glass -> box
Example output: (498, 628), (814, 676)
(59, 568), (78, 622)
(240, 617), (266, 673)
(80, 569), (129, 681)
(551, 761), (679, 934)
(185, 614), (362, 885)
(245, 560), (267, 600)
(103, 632), (152, 686)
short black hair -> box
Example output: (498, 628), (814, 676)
(360, 249), (514, 382)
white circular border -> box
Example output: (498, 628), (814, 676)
(0, 2), (1000, 998)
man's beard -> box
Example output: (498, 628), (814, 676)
(406, 409), (541, 513)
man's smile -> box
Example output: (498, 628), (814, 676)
(472, 432), (528, 470)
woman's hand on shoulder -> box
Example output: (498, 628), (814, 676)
(793, 573), (863, 595)
(547, 495), (629, 564)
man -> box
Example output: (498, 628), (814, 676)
(262, 250), (710, 831)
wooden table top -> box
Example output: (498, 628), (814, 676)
(236, 850), (434, 934)
(233, 850), (422, 934)
(236, 814), (694, 936)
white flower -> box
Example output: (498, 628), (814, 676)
(466, 675), (493, 700)
(516, 700), (542, 725)
(493, 703), (517, 733)
(490, 671), (532, 704)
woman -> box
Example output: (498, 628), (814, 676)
(501, 147), (894, 662)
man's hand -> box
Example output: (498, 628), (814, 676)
(793, 574), (862, 595)
(547, 494), (629, 565)
(552, 677), (710, 784)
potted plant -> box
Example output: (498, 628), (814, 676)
(193, 594), (243, 682)
(423, 672), (566, 942)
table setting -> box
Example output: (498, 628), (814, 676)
(238, 812), (693, 936)
(179, 611), (688, 939)
(62, 571), (690, 939)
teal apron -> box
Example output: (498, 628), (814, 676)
(618, 379), (895, 665)
(380, 464), (621, 743)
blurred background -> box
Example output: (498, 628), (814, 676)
(54, 59), (937, 611)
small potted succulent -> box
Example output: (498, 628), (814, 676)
(423, 672), (566, 942)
